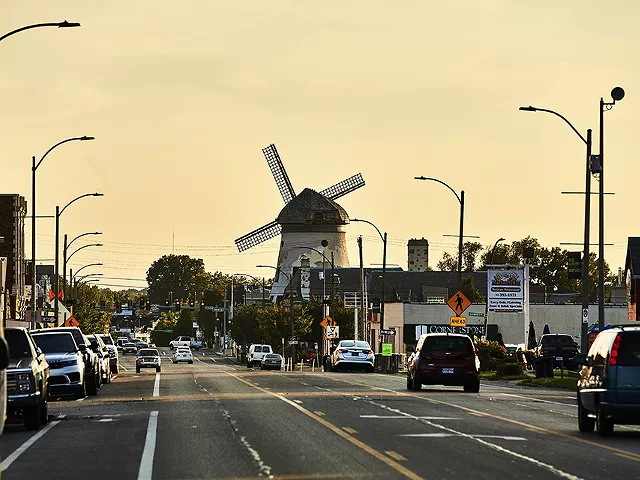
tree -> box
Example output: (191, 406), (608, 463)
(437, 242), (483, 272)
(146, 255), (209, 305)
(73, 283), (112, 334)
(173, 309), (194, 337)
(255, 304), (313, 349)
(460, 275), (484, 303)
(229, 304), (260, 345)
(155, 311), (177, 331)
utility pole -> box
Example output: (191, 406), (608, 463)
(358, 236), (364, 342)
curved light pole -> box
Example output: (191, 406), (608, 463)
(55, 194), (103, 318)
(0, 21), (80, 43)
(351, 218), (387, 336)
(258, 265), (295, 365)
(414, 176), (465, 289)
(31, 135), (94, 328)
(63, 232), (102, 297)
(71, 263), (103, 281)
(483, 237), (506, 339)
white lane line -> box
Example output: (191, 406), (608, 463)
(76, 396), (87, 402)
(400, 433), (527, 441)
(120, 364), (129, 372)
(360, 415), (461, 420)
(195, 357), (203, 363)
(210, 357), (217, 363)
(153, 373), (160, 397)
(2, 420), (61, 471)
(500, 393), (577, 408)
(137, 411), (159, 480)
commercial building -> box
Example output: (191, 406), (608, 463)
(0, 194), (27, 325)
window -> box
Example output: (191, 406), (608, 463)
(424, 336), (473, 357)
(253, 346), (263, 353)
(616, 332), (640, 366)
(5, 330), (31, 358)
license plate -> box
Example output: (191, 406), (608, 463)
(555, 356), (563, 361)
(442, 368), (454, 374)
(351, 352), (360, 356)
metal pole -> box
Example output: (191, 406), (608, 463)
(63, 234), (68, 302)
(54, 206), (60, 321)
(598, 98), (605, 331)
(458, 190), (465, 290)
(31, 156), (37, 329)
(331, 251), (335, 301)
(381, 232), (387, 331)
(581, 129), (592, 352)
(290, 272), (295, 367)
(358, 236), (364, 342)
(262, 278), (265, 307)
(223, 290), (228, 353)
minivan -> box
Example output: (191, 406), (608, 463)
(407, 333), (480, 392)
(575, 325), (640, 435)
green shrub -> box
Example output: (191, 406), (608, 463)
(476, 340), (507, 371)
(497, 362), (523, 377)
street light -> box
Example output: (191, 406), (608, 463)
(414, 176), (465, 289)
(351, 218), (387, 342)
(66, 243), (103, 267)
(0, 21), (80, 43)
(63, 232), (102, 297)
(71, 263), (103, 281)
(257, 265), (295, 365)
(31, 136), (94, 328)
(483, 237), (505, 338)
(55, 194), (103, 318)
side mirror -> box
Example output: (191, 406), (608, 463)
(572, 354), (589, 366)
(36, 347), (44, 357)
(78, 344), (87, 352)
(0, 336), (9, 370)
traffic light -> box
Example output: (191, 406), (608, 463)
(139, 297), (145, 309)
(165, 299), (169, 306)
(189, 298), (195, 308)
(174, 300), (180, 312)
(146, 300), (151, 310)
(199, 299), (205, 314)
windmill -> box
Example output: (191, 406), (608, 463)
(235, 144), (365, 299)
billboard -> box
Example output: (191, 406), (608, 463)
(488, 268), (524, 312)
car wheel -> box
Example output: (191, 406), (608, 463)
(596, 405), (614, 436)
(24, 402), (41, 431)
(87, 373), (98, 396)
(578, 395), (595, 432)
(75, 381), (87, 399)
(39, 385), (49, 425)
(411, 372), (421, 391)
(188, 361), (193, 364)
(156, 367), (161, 373)
(406, 374), (413, 391)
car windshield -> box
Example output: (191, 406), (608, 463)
(138, 349), (159, 357)
(5, 330), (32, 358)
(50, 328), (85, 348)
(99, 335), (114, 345)
(32, 333), (77, 354)
(125, 343), (136, 347)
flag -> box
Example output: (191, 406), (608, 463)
(58, 289), (64, 301)
(48, 289), (55, 302)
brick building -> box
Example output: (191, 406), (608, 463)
(0, 194), (28, 323)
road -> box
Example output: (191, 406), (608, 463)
(2, 348), (640, 480)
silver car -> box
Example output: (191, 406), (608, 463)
(31, 332), (86, 399)
(330, 340), (375, 373)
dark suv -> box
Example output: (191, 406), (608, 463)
(407, 333), (480, 392)
(43, 327), (100, 396)
(575, 326), (640, 436)
(4, 328), (50, 430)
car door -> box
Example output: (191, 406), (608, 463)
(580, 332), (613, 412)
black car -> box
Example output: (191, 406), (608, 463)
(4, 328), (50, 430)
(575, 325), (640, 436)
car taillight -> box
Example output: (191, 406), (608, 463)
(540, 347), (544, 354)
(338, 349), (348, 354)
(364, 350), (373, 354)
(609, 333), (622, 365)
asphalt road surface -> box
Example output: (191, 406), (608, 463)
(2, 348), (640, 480)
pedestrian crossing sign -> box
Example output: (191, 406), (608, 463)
(447, 291), (471, 315)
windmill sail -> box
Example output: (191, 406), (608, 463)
(235, 220), (282, 252)
(319, 173), (365, 201)
(263, 144), (296, 204)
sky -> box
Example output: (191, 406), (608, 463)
(2, 1), (640, 291)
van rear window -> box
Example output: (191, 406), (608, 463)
(424, 336), (473, 355)
(254, 346), (262, 353)
(616, 333), (640, 366)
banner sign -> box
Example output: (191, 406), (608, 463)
(488, 269), (524, 312)
(415, 324), (485, 340)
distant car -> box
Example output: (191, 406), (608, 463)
(87, 334), (111, 385)
(247, 344), (273, 368)
(136, 349), (161, 373)
(99, 334), (119, 374)
(169, 336), (192, 350)
(260, 353), (283, 371)
(31, 331), (86, 399)
(190, 338), (203, 350)
(329, 340), (375, 373)
(172, 347), (193, 364)
(122, 343), (138, 355)
(407, 333), (480, 392)
(4, 327), (50, 430)
(575, 326), (640, 436)
(536, 334), (580, 369)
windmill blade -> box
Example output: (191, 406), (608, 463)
(263, 144), (296, 204)
(235, 220), (282, 252)
(319, 173), (365, 201)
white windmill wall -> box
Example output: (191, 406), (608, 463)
(269, 227), (350, 301)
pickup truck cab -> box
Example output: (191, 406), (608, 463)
(4, 328), (50, 430)
(169, 336), (192, 350)
(536, 333), (579, 369)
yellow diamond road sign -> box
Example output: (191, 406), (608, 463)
(447, 290), (472, 315)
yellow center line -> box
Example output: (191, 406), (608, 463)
(314, 411), (326, 416)
(228, 373), (424, 480)
(342, 427), (358, 434)
(386, 451), (407, 462)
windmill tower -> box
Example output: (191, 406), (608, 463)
(235, 144), (365, 300)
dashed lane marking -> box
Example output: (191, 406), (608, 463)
(153, 373), (160, 397)
(2, 419), (61, 471)
(400, 433), (527, 441)
(360, 415), (460, 420)
(137, 411), (159, 480)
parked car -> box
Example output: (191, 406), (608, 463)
(407, 333), (480, 392)
(260, 353), (283, 371)
(122, 342), (139, 355)
(4, 327), (50, 430)
(42, 327), (99, 395)
(116, 338), (129, 352)
(169, 336), (192, 350)
(99, 334), (119, 374)
(247, 344), (274, 368)
(0, 330), (8, 436)
(575, 325), (640, 436)
(31, 331), (86, 399)
(535, 333), (580, 369)
(172, 347), (194, 364)
(136, 348), (161, 373)
(87, 334), (112, 385)
(329, 340), (375, 373)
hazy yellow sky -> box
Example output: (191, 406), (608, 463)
(2, 1), (639, 290)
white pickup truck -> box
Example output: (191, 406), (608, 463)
(169, 336), (203, 350)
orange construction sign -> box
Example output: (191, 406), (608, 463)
(65, 316), (80, 327)
(447, 291), (471, 316)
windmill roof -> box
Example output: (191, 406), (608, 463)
(277, 188), (349, 225)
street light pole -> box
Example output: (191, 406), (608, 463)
(54, 193), (103, 319)
(63, 231), (102, 299)
(414, 177), (464, 289)
(0, 21), (80, 43)
(31, 136), (94, 328)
